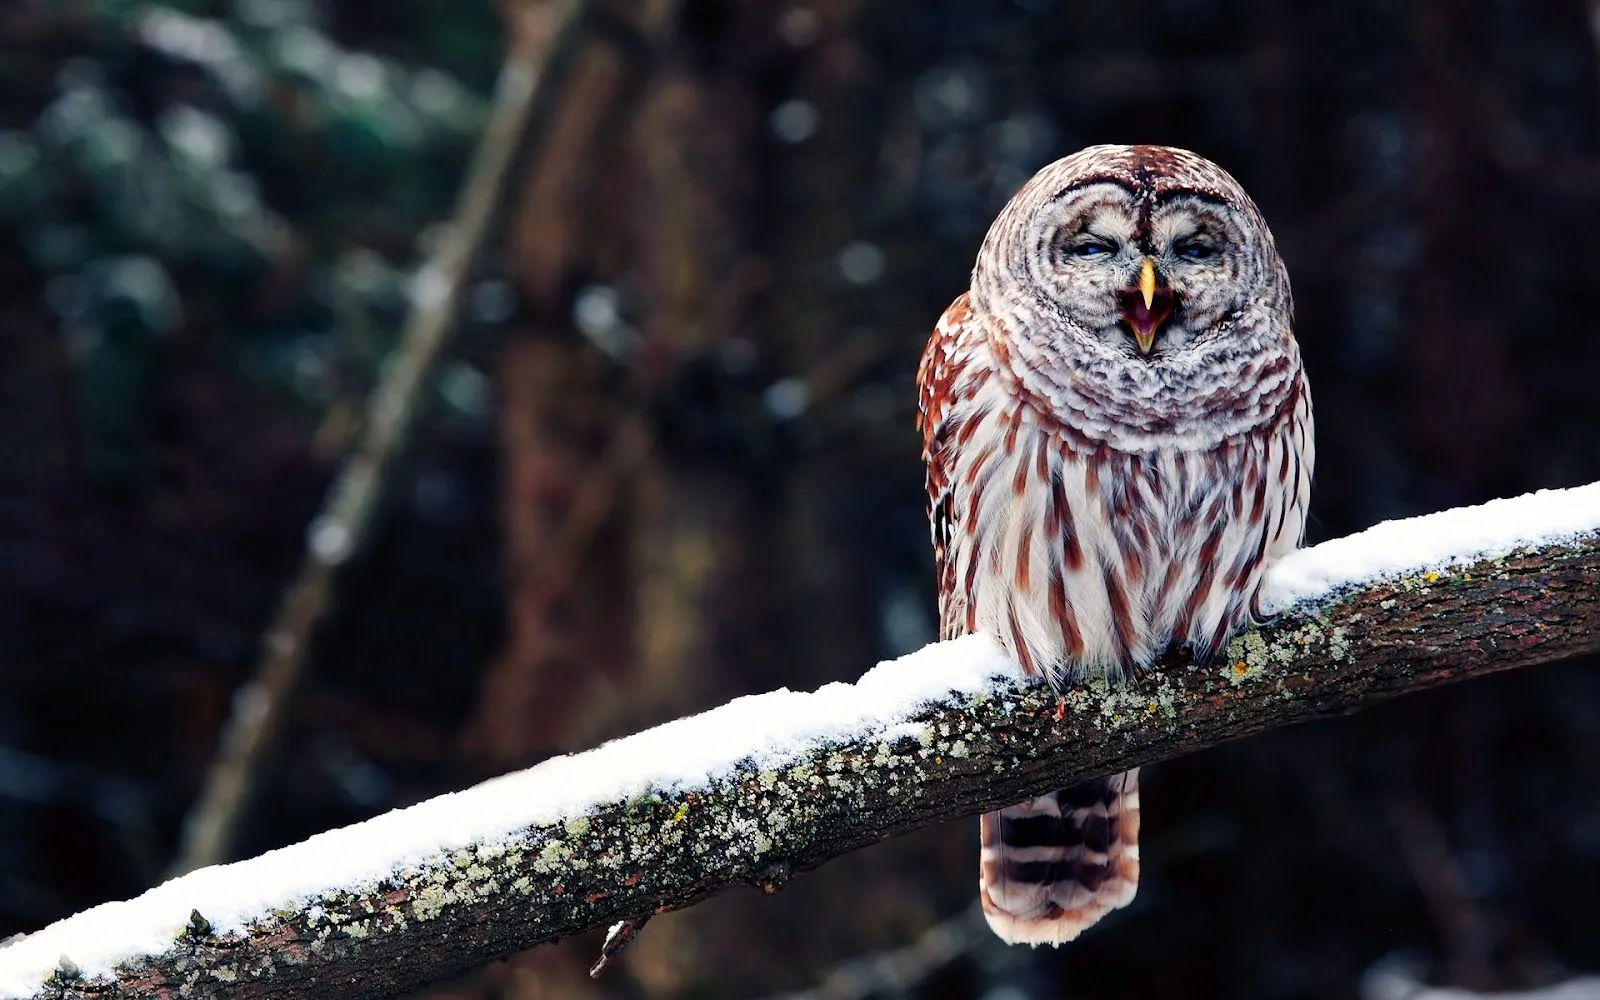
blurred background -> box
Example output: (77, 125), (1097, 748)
(3, 0), (1600, 997)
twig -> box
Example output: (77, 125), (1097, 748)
(759, 904), (998, 1000)
(3, 512), (1594, 1000)
(1389, 796), (1496, 990)
(588, 915), (650, 978)
(167, 1), (590, 877)
(525, 407), (654, 613)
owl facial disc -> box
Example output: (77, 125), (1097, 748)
(1116, 258), (1175, 354)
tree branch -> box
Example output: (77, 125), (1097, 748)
(3, 494), (1597, 999)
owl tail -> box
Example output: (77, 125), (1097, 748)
(978, 768), (1141, 945)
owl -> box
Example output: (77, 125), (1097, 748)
(917, 145), (1313, 944)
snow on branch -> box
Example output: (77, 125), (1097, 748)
(3, 483), (1598, 1000)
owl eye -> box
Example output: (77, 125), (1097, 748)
(1069, 240), (1115, 259)
(1174, 240), (1219, 261)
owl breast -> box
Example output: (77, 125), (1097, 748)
(931, 334), (1312, 681)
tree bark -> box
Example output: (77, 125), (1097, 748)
(9, 529), (1598, 1000)
(470, 2), (645, 766)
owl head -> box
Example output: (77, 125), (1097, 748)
(971, 145), (1293, 365)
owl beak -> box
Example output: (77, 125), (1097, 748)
(1138, 256), (1158, 310)
(1118, 258), (1175, 355)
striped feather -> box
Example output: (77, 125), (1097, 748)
(919, 145), (1313, 946)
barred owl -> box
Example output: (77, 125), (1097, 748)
(917, 145), (1313, 944)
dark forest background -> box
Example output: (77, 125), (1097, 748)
(3, 1), (1600, 997)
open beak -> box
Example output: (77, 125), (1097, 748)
(1117, 258), (1175, 355)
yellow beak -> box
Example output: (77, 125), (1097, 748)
(1120, 257), (1172, 355)
(1138, 257), (1157, 311)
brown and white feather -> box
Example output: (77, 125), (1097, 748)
(918, 144), (1313, 945)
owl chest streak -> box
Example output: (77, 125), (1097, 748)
(944, 418), (1265, 680)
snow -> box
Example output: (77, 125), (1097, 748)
(1362, 958), (1600, 1000)
(1261, 482), (1600, 614)
(1, 479), (1596, 995)
(0, 634), (1016, 995)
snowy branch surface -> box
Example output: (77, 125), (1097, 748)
(3, 483), (1598, 1000)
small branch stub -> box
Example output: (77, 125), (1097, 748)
(589, 917), (650, 978)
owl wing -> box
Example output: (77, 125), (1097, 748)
(922, 294), (1151, 945)
(1272, 372), (1315, 560)
(917, 292), (981, 640)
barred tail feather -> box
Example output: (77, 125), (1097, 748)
(978, 769), (1141, 945)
